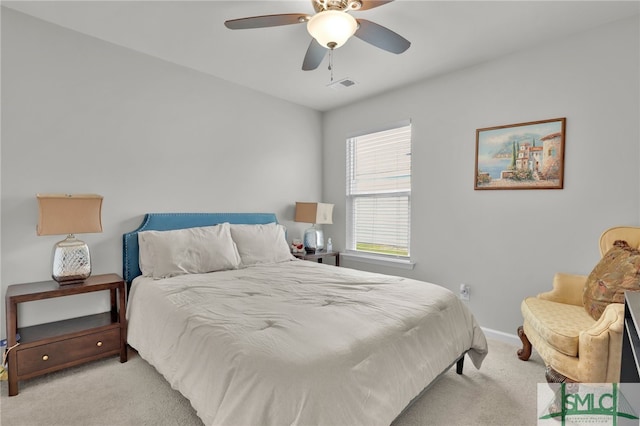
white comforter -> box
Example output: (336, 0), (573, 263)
(127, 260), (488, 426)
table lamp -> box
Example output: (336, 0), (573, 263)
(36, 194), (103, 284)
(295, 202), (333, 253)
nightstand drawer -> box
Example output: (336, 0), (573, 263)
(17, 328), (120, 375)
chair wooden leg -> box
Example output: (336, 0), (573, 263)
(517, 325), (532, 361)
(545, 365), (578, 385)
(544, 366), (579, 418)
(544, 365), (580, 413)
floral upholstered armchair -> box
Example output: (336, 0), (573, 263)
(518, 226), (640, 383)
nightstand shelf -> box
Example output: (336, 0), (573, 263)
(293, 250), (340, 266)
(5, 273), (127, 396)
(18, 312), (115, 343)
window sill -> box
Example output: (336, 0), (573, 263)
(341, 252), (415, 270)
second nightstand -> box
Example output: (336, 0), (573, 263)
(293, 250), (340, 266)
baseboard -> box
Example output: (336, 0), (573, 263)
(481, 327), (520, 346)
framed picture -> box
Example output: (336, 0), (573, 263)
(475, 117), (566, 190)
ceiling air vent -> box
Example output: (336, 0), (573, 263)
(327, 78), (357, 90)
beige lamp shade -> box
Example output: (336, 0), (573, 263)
(37, 194), (103, 236)
(295, 202), (334, 225)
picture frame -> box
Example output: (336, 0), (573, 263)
(474, 117), (566, 190)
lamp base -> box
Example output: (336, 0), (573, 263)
(303, 227), (324, 254)
(52, 235), (92, 284)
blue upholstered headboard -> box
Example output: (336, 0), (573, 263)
(122, 212), (278, 284)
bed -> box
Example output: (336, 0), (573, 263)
(123, 213), (488, 426)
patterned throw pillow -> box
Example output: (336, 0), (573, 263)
(583, 240), (640, 320)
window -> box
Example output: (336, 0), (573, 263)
(346, 121), (411, 259)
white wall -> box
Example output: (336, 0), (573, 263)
(0, 8), (322, 334)
(323, 16), (640, 335)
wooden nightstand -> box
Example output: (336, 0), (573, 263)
(293, 250), (340, 266)
(5, 273), (127, 396)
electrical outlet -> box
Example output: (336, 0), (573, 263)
(459, 284), (470, 301)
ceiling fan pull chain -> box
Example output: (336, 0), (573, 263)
(328, 48), (334, 82)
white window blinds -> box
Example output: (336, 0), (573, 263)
(346, 122), (411, 257)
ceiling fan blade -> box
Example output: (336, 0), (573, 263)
(224, 14), (308, 30)
(302, 39), (327, 71)
(359, 1), (395, 11)
(354, 19), (410, 54)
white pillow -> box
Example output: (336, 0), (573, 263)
(230, 223), (295, 266)
(138, 223), (241, 278)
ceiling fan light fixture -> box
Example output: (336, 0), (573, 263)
(307, 10), (357, 49)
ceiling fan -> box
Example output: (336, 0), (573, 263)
(224, 0), (411, 71)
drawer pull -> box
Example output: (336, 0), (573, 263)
(96, 341), (103, 347)
(42, 355), (49, 361)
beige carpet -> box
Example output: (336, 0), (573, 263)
(0, 339), (545, 425)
